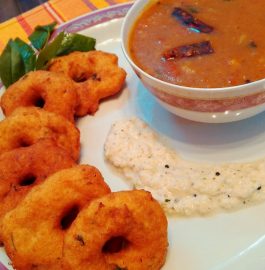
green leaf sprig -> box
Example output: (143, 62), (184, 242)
(0, 38), (36, 88)
(0, 22), (96, 88)
(29, 22), (57, 50)
(36, 32), (96, 70)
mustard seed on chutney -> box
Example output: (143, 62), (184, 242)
(129, 0), (265, 88)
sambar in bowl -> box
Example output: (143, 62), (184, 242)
(121, 0), (265, 123)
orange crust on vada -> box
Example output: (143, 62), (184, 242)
(48, 50), (127, 116)
(1, 70), (78, 122)
(0, 165), (111, 270)
(0, 107), (80, 161)
(64, 190), (168, 270)
(0, 139), (76, 228)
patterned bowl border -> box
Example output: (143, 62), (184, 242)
(147, 84), (265, 113)
(0, 3), (133, 269)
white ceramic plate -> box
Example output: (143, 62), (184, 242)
(1, 3), (265, 269)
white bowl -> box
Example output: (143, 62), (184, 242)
(121, 0), (265, 123)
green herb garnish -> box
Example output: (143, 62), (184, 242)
(36, 32), (96, 69)
(0, 22), (96, 88)
(29, 22), (57, 50)
(35, 31), (65, 70)
(0, 38), (35, 88)
(56, 33), (96, 56)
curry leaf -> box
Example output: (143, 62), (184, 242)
(0, 39), (27, 88)
(0, 38), (36, 88)
(56, 33), (96, 56)
(29, 22), (57, 50)
(0, 25), (96, 87)
(36, 32), (96, 69)
(36, 32), (65, 70)
(0, 40), (12, 87)
(10, 41), (27, 84)
(13, 38), (36, 73)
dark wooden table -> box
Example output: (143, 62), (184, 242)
(0, 0), (47, 22)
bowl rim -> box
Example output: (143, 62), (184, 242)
(121, 0), (265, 95)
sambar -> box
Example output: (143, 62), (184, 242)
(129, 0), (265, 88)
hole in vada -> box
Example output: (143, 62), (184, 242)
(19, 174), (36, 186)
(18, 138), (32, 147)
(102, 236), (129, 254)
(60, 205), (79, 230)
(73, 73), (88, 83)
(34, 97), (45, 108)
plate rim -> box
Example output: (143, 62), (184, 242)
(53, 2), (133, 36)
(2, 2), (265, 270)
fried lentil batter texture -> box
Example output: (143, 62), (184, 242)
(0, 139), (76, 228)
(0, 165), (111, 270)
(0, 107), (80, 161)
(1, 70), (78, 122)
(64, 190), (168, 270)
(48, 50), (127, 116)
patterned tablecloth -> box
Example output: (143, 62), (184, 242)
(0, 0), (131, 52)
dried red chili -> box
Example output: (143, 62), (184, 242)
(162, 40), (214, 60)
(172, 7), (214, 33)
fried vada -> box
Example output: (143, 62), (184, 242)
(48, 50), (127, 116)
(1, 70), (78, 122)
(0, 165), (111, 270)
(0, 107), (80, 161)
(0, 139), (76, 229)
(64, 190), (168, 270)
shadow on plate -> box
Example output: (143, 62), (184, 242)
(135, 81), (265, 148)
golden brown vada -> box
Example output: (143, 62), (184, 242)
(1, 70), (78, 122)
(48, 50), (127, 116)
(0, 139), (76, 228)
(64, 190), (168, 270)
(0, 165), (111, 270)
(0, 107), (80, 160)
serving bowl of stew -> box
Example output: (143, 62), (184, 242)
(121, 0), (265, 123)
